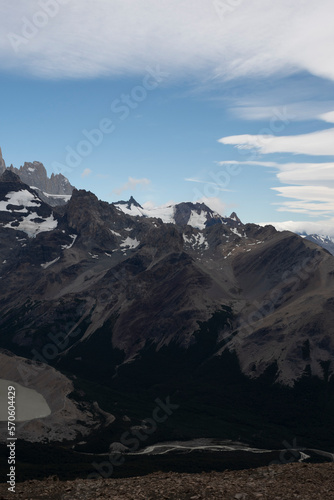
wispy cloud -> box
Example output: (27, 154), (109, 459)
(218, 107), (334, 217)
(185, 177), (233, 192)
(1, 1), (334, 81)
(231, 102), (334, 122)
(319, 111), (334, 123)
(81, 168), (92, 178)
(218, 126), (334, 156)
(260, 219), (334, 239)
(271, 186), (334, 216)
(218, 160), (334, 185)
(113, 177), (151, 196)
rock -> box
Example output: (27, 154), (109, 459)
(7, 160), (75, 206)
(0, 169), (21, 183)
(0, 147), (5, 173)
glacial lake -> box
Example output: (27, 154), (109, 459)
(0, 379), (51, 422)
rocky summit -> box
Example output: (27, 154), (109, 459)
(0, 149), (74, 206)
(0, 171), (334, 482)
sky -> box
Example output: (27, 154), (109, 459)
(1, 0), (334, 235)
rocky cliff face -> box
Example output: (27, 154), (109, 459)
(0, 148), (74, 205)
(304, 233), (334, 256)
(8, 161), (74, 206)
(0, 174), (334, 450)
(0, 148), (5, 172)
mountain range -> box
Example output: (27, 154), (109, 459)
(0, 160), (334, 459)
(302, 233), (334, 256)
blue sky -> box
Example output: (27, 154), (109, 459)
(1, 0), (334, 234)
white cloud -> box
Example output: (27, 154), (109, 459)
(81, 168), (92, 178)
(260, 219), (334, 239)
(270, 186), (334, 217)
(196, 196), (226, 215)
(1, 1), (334, 81)
(319, 111), (334, 123)
(216, 156), (334, 217)
(231, 102), (334, 122)
(113, 177), (151, 196)
(142, 200), (155, 210)
(218, 160), (334, 185)
(218, 127), (334, 156)
(272, 185), (334, 202)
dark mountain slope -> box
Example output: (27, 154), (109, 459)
(0, 174), (334, 450)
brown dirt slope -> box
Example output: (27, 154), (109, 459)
(0, 462), (334, 499)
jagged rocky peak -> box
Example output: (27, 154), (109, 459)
(9, 161), (74, 195)
(69, 188), (99, 203)
(3, 160), (75, 207)
(229, 212), (241, 223)
(0, 147), (6, 173)
(115, 195), (143, 209)
(65, 188), (121, 245)
(0, 169), (22, 183)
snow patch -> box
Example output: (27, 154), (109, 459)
(41, 257), (60, 269)
(4, 213), (58, 237)
(120, 237), (140, 249)
(88, 252), (99, 259)
(114, 203), (144, 217)
(0, 190), (41, 211)
(188, 210), (207, 230)
(61, 234), (77, 250)
(231, 227), (244, 238)
(115, 202), (176, 224)
(110, 229), (121, 237)
(183, 232), (209, 250)
(42, 192), (72, 201)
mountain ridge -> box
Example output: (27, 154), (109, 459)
(0, 161), (334, 451)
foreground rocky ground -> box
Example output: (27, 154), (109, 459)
(1, 462), (334, 499)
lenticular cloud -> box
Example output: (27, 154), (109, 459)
(0, 0), (333, 82)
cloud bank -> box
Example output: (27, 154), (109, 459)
(1, 1), (334, 81)
(219, 128), (334, 156)
(218, 107), (334, 218)
(260, 219), (334, 239)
